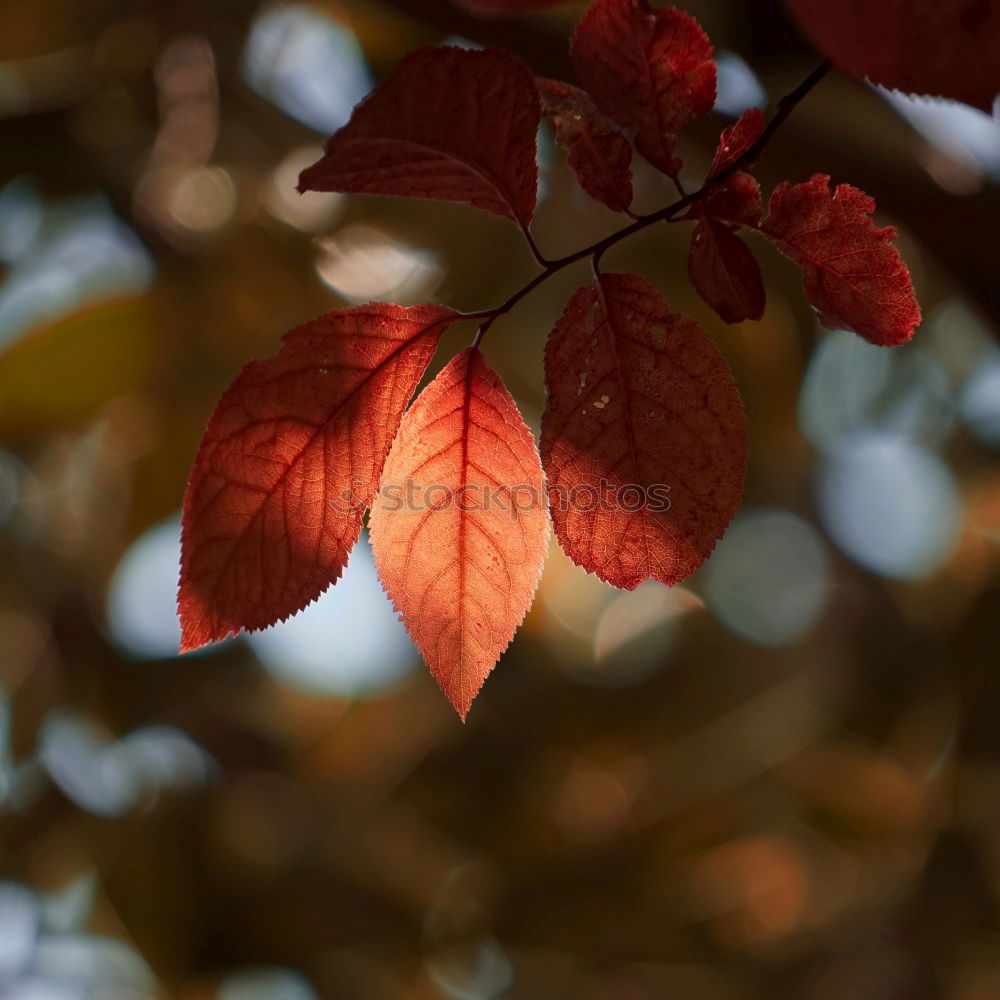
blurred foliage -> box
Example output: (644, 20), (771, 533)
(1, 1), (999, 998)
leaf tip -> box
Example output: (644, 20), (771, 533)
(452, 696), (473, 723)
(295, 159), (322, 194)
(177, 635), (203, 656)
(177, 613), (213, 655)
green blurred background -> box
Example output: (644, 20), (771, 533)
(2, 1), (1000, 997)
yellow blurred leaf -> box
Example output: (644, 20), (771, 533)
(0, 297), (159, 435)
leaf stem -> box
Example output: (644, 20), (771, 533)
(521, 225), (552, 267)
(465, 59), (831, 344)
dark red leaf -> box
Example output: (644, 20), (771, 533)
(298, 47), (541, 227)
(537, 77), (634, 212)
(541, 272), (747, 590)
(785, 0), (1000, 111)
(571, 0), (716, 177)
(761, 173), (921, 346)
(694, 110), (765, 225)
(709, 108), (765, 176)
(178, 303), (457, 651)
(689, 216), (765, 324)
(685, 111), (765, 322)
(698, 170), (762, 228)
(370, 348), (549, 720)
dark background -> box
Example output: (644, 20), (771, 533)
(1, 1), (999, 997)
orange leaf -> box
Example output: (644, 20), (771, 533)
(179, 303), (458, 650)
(369, 348), (549, 719)
(541, 272), (746, 589)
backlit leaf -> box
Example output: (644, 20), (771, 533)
(541, 272), (747, 590)
(179, 303), (458, 650)
(298, 47), (541, 227)
(571, 0), (716, 177)
(369, 348), (549, 719)
(761, 173), (921, 346)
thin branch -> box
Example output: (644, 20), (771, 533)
(464, 59), (832, 342)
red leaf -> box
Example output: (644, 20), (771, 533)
(369, 348), (549, 720)
(541, 272), (746, 590)
(687, 110), (766, 322)
(571, 0), (716, 177)
(537, 77), (634, 212)
(696, 111), (765, 225)
(453, 0), (565, 13)
(298, 47), (541, 227)
(689, 216), (765, 324)
(709, 108), (765, 177)
(179, 303), (457, 651)
(784, 0), (1000, 111)
(700, 171), (762, 227)
(761, 174), (921, 346)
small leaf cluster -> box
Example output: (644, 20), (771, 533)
(180, 0), (920, 718)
